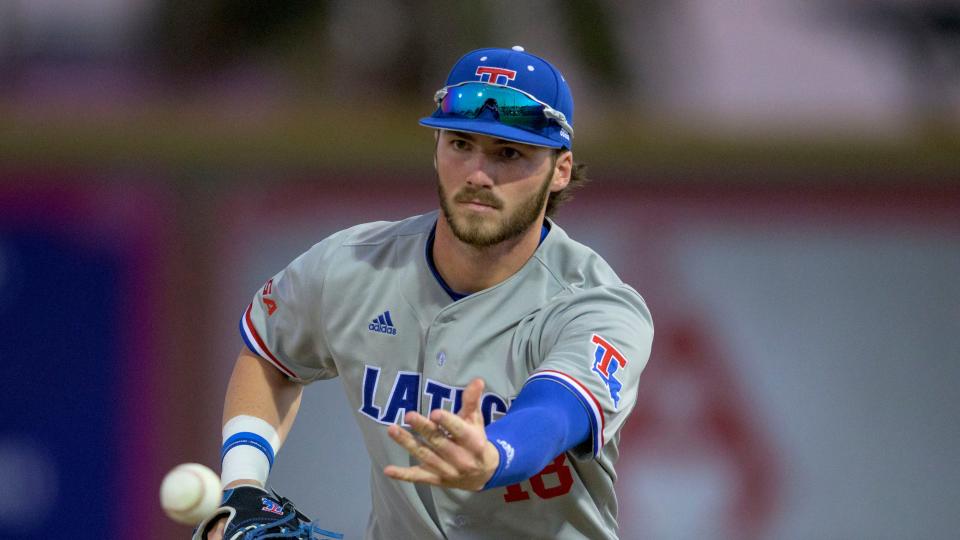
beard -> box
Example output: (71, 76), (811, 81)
(438, 169), (553, 248)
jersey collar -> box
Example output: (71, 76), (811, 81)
(426, 220), (551, 302)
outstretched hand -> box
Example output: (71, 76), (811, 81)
(384, 378), (500, 491)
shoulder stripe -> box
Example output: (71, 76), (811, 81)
(240, 303), (298, 380)
(526, 369), (605, 456)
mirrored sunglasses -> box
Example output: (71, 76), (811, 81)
(433, 82), (574, 139)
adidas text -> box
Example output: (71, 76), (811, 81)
(368, 322), (397, 335)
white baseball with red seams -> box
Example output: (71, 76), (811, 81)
(160, 463), (222, 525)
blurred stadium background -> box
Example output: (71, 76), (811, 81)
(1, 1), (958, 539)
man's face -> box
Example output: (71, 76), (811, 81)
(435, 130), (567, 247)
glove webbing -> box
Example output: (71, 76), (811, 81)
(242, 523), (343, 539)
(238, 496), (343, 540)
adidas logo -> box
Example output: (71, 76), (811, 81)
(368, 310), (398, 336)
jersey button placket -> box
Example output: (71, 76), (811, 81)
(422, 322), (450, 418)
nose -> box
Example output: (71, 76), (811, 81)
(464, 153), (495, 188)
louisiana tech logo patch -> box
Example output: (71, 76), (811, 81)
(591, 334), (629, 408)
(261, 497), (284, 515)
(475, 66), (517, 85)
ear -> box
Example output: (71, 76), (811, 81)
(433, 131), (440, 170)
(549, 150), (573, 193)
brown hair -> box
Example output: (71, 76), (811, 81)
(545, 150), (589, 217)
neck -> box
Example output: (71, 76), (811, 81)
(433, 214), (545, 294)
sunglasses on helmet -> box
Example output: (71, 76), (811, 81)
(432, 82), (574, 140)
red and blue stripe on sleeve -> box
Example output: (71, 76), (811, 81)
(239, 303), (299, 380)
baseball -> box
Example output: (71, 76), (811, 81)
(160, 463), (222, 525)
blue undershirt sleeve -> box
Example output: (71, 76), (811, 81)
(482, 378), (592, 489)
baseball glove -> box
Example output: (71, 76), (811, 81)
(191, 485), (342, 540)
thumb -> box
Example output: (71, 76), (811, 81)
(206, 517), (226, 540)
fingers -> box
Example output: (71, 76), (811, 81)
(383, 464), (442, 486)
(457, 378), (485, 420)
(429, 409), (471, 442)
(428, 378), (485, 442)
(387, 423), (458, 477)
(406, 411), (452, 450)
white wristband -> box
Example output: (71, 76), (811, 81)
(220, 415), (282, 489)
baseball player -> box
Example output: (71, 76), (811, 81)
(198, 46), (653, 540)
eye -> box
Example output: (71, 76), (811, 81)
(499, 146), (523, 160)
(451, 139), (470, 151)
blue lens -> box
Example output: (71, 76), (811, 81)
(438, 83), (552, 132)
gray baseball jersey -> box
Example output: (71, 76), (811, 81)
(240, 211), (653, 539)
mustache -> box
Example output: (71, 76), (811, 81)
(453, 187), (503, 209)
